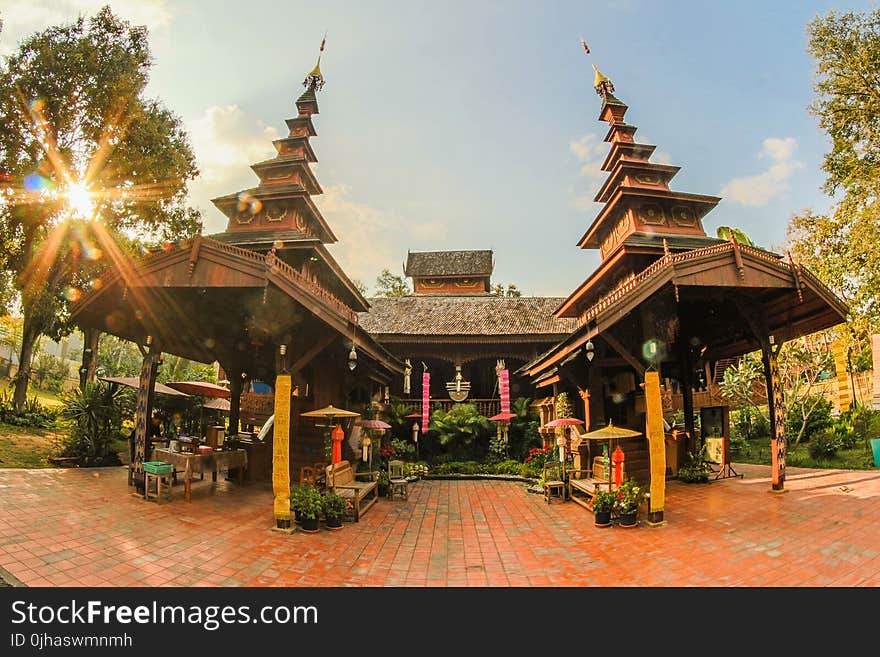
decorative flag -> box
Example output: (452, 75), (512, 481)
(872, 335), (880, 411)
(499, 369), (510, 414)
(422, 372), (430, 434)
(831, 340), (851, 413)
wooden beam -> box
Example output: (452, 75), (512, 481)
(599, 331), (646, 377)
(290, 332), (337, 374)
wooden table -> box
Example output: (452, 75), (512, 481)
(150, 448), (248, 502)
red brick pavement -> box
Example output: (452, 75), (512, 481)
(1, 464), (879, 587)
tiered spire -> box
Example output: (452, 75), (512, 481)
(577, 53), (721, 262)
(210, 36), (336, 249)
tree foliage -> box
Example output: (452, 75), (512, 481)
(490, 282), (522, 297)
(807, 8), (880, 201)
(0, 7), (200, 406)
(373, 268), (411, 297)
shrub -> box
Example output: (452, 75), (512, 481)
(785, 395), (833, 443)
(492, 459), (523, 475)
(592, 488), (616, 513)
(677, 445), (712, 483)
(0, 389), (58, 428)
(321, 492), (348, 519)
(60, 382), (125, 466)
(296, 484), (324, 520)
(808, 430), (842, 460)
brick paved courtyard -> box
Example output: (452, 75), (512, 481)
(1, 464), (879, 587)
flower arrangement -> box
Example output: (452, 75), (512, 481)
(524, 446), (556, 467)
(591, 488), (617, 514)
(613, 478), (646, 515)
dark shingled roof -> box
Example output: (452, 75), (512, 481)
(359, 296), (576, 336)
(404, 250), (494, 278)
(207, 228), (318, 248)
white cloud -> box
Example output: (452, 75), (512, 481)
(720, 137), (802, 207)
(185, 104), (278, 230)
(316, 184), (445, 291)
(569, 133), (607, 210)
(0, 0), (172, 55)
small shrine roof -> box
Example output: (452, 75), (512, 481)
(404, 250), (494, 278)
(359, 296), (576, 337)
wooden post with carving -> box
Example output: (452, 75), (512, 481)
(132, 344), (160, 494)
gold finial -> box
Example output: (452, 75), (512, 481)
(592, 63), (614, 96)
(303, 32), (327, 90)
(580, 37), (590, 54)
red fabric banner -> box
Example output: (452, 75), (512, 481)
(422, 372), (430, 434)
(499, 369), (510, 414)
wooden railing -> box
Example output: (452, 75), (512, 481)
(397, 398), (501, 418)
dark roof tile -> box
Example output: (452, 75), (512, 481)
(359, 296), (576, 336)
(404, 250), (494, 277)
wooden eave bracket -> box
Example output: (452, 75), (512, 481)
(599, 330), (646, 377)
(187, 233), (203, 278)
(787, 251), (804, 303)
(731, 235), (745, 279)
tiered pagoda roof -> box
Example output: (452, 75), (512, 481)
(555, 64), (725, 319)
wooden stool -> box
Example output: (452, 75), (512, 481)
(145, 471), (173, 503)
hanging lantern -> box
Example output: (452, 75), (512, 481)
(612, 445), (625, 488)
(361, 435), (371, 462)
(348, 344), (358, 371)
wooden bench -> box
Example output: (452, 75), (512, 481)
(567, 471), (608, 511)
(325, 460), (378, 522)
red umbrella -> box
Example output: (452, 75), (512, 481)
(544, 417), (585, 428)
(358, 419), (391, 430)
(489, 412), (518, 422)
(166, 381), (230, 399)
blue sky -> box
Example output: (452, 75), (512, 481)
(1, 0), (874, 296)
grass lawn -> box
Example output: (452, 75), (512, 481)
(0, 378), (65, 408)
(733, 437), (878, 470)
(0, 423), (67, 468)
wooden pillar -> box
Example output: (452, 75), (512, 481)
(132, 344), (160, 493)
(78, 328), (100, 389)
(272, 373), (292, 529)
(762, 346), (786, 491)
(644, 370), (666, 524)
(228, 371), (242, 437)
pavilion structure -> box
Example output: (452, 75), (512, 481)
(359, 249), (576, 419)
(71, 46), (402, 528)
(518, 59), (848, 523)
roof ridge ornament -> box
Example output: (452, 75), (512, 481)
(302, 32), (327, 91)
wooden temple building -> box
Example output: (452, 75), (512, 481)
(517, 62), (848, 523)
(71, 50), (403, 527)
(69, 43), (849, 528)
(359, 249), (575, 416)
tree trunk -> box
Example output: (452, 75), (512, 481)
(12, 320), (41, 409)
(79, 328), (100, 388)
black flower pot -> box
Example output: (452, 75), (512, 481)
(300, 516), (320, 533)
(294, 509), (303, 524)
(618, 511), (638, 528)
(594, 510), (612, 527)
(325, 515), (343, 530)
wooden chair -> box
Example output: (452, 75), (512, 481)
(542, 461), (566, 504)
(388, 460), (409, 501)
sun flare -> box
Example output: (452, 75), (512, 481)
(65, 181), (95, 219)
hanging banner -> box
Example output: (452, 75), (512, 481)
(422, 372), (430, 434)
(499, 369), (510, 414)
(831, 340), (851, 413)
(872, 335), (880, 411)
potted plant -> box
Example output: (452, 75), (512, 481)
(322, 492), (347, 530)
(591, 489), (616, 527)
(290, 484), (306, 524)
(377, 469), (390, 497)
(297, 484), (323, 533)
(677, 444), (712, 483)
(613, 478), (646, 528)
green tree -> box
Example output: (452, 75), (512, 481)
(490, 282), (522, 297)
(429, 402), (490, 459)
(373, 269), (410, 297)
(807, 8), (880, 202)
(716, 226), (755, 247)
(0, 7), (200, 408)
(786, 8), (880, 346)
